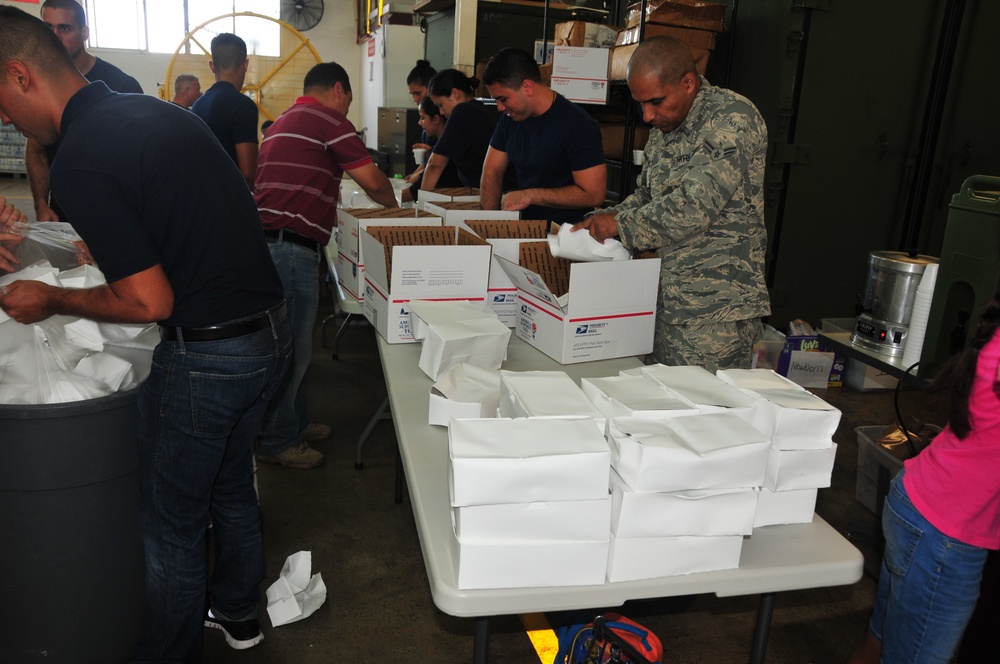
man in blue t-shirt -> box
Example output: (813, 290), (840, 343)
(480, 48), (607, 224)
(192, 33), (259, 188)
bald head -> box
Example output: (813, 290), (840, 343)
(626, 35), (697, 86)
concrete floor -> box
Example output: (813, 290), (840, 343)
(0, 174), (944, 663)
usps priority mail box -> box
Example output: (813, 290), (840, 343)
(335, 207), (441, 301)
(360, 226), (492, 343)
(422, 200), (520, 228)
(417, 187), (481, 204)
(464, 220), (549, 327)
(495, 246), (660, 364)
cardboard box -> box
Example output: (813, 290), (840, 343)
(454, 533), (609, 589)
(610, 471), (756, 537)
(610, 42), (710, 79)
(554, 21), (619, 48)
(625, 0), (727, 33)
(454, 495), (612, 541)
(580, 374), (699, 421)
(607, 413), (771, 492)
(763, 443), (838, 491)
(615, 23), (717, 50)
(464, 220), (549, 326)
(754, 488), (817, 527)
(360, 226), (492, 343)
(417, 187), (481, 204)
(422, 200), (520, 228)
(552, 46), (610, 80)
(336, 207), (441, 301)
(448, 417), (611, 507)
(550, 76), (609, 105)
(599, 122), (651, 160)
(498, 370), (606, 432)
(495, 244), (660, 364)
(606, 533), (743, 581)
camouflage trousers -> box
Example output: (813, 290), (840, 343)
(648, 316), (763, 372)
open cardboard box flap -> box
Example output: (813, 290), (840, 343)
(365, 225), (490, 282)
(464, 219), (549, 240)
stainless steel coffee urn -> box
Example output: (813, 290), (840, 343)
(852, 251), (939, 357)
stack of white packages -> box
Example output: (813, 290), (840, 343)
(604, 413), (771, 581)
(717, 368), (841, 527)
(448, 417), (612, 589)
(579, 374), (700, 422)
(0, 260), (156, 405)
(408, 301), (511, 381)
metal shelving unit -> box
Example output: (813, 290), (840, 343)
(0, 125), (26, 175)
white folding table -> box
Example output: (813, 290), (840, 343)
(376, 335), (864, 663)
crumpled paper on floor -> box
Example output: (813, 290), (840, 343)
(547, 221), (631, 262)
(266, 551), (327, 627)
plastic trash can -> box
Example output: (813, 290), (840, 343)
(0, 389), (146, 663)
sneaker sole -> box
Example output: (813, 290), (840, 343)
(205, 620), (264, 650)
(254, 454), (324, 470)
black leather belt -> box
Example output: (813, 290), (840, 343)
(158, 301), (287, 342)
(264, 229), (319, 252)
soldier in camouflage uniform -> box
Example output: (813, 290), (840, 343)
(576, 36), (770, 371)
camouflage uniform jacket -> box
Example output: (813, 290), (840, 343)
(602, 77), (771, 325)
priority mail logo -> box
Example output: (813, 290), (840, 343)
(364, 284), (374, 297)
(575, 322), (609, 336)
(493, 294), (514, 304)
(352, 264), (358, 277)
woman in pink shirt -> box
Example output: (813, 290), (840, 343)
(850, 291), (1000, 663)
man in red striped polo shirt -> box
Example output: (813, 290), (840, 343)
(253, 62), (396, 469)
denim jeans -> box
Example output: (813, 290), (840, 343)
(135, 314), (291, 663)
(257, 240), (320, 456)
(869, 471), (988, 663)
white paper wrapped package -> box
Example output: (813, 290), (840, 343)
(499, 370), (605, 432)
(416, 317), (511, 381)
(448, 418), (611, 507)
(636, 364), (758, 415)
(764, 443), (838, 491)
(407, 300), (493, 342)
(606, 533), (744, 582)
(453, 529), (610, 589)
(428, 363), (502, 427)
(754, 488), (817, 527)
(454, 494), (612, 541)
(579, 374), (699, 421)
(610, 471), (756, 537)
(607, 414), (771, 492)
(716, 367), (806, 393)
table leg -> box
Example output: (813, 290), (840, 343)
(473, 616), (490, 664)
(394, 444), (404, 504)
(749, 592), (775, 664)
(354, 396), (391, 470)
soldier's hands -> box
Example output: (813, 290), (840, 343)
(573, 213), (619, 243)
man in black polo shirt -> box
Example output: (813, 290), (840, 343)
(0, 8), (289, 660)
(27, 0), (143, 222)
(191, 33), (259, 188)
